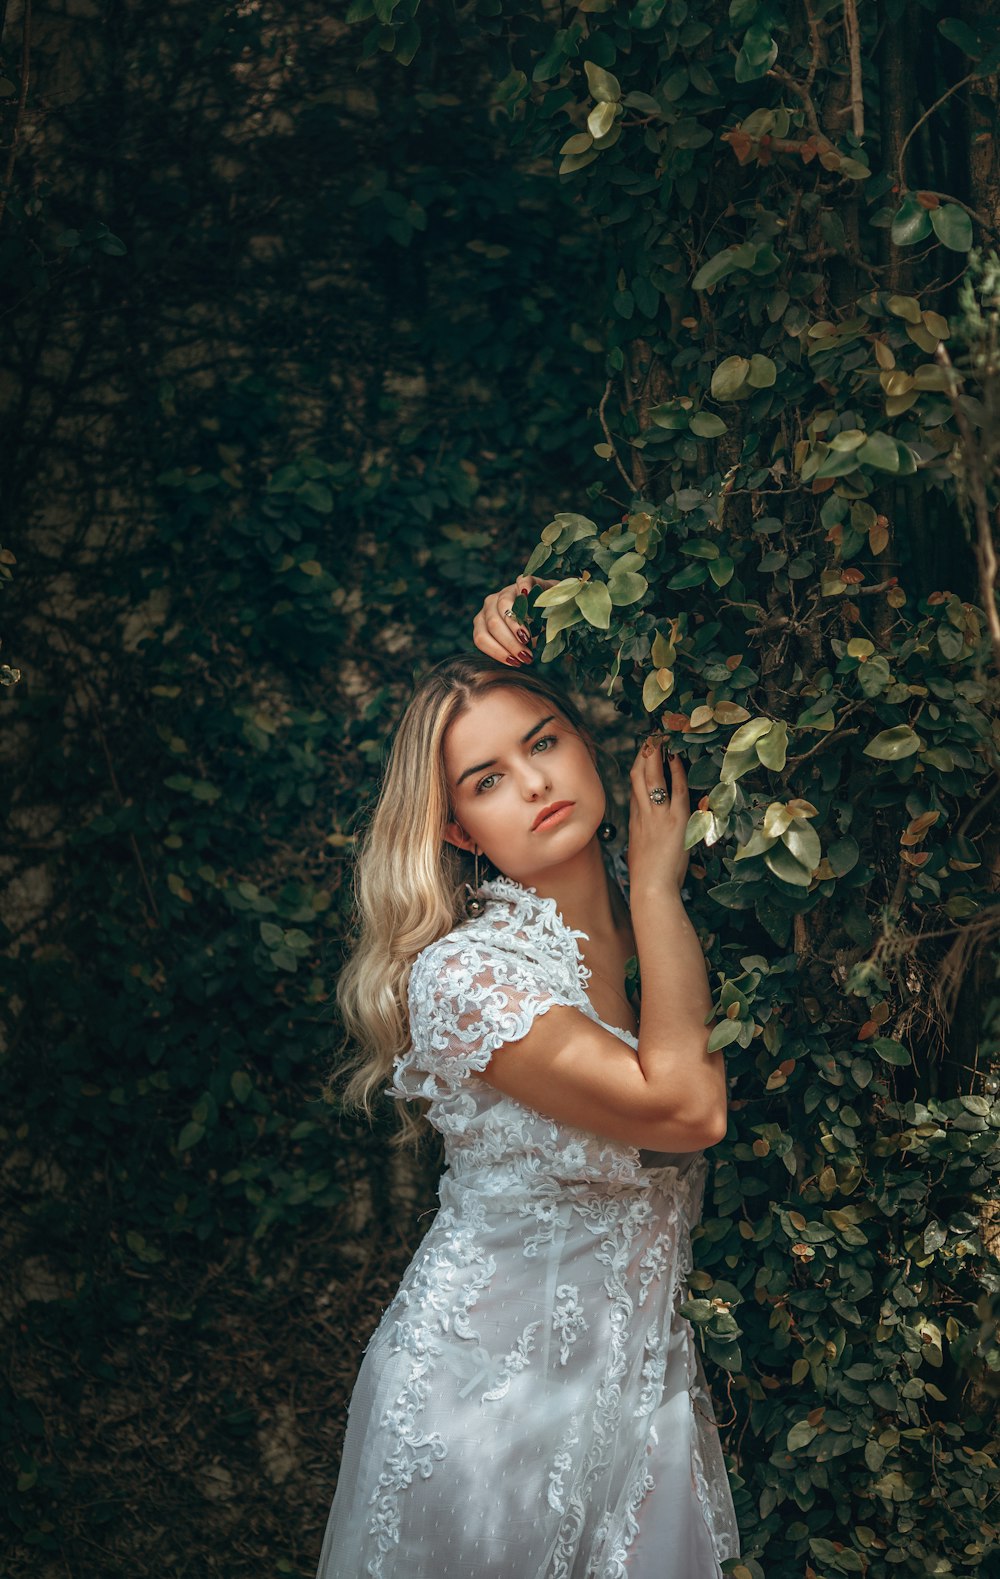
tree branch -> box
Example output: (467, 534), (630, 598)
(598, 378), (640, 494)
(842, 0), (864, 140)
(897, 73), (974, 195)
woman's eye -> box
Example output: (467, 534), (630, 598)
(475, 734), (557, 793)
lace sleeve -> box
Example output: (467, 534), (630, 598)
(393, 936), (575, 1104)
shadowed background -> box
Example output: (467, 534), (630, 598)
(0, 6), (607, 1573)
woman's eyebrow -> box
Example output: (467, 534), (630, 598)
(455, 715), (556, 786)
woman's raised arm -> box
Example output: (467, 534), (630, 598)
(476, 741), (729, 1152)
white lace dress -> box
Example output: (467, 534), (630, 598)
(316, 874), (741, 1578)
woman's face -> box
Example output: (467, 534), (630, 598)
(442, 686), (605, 883)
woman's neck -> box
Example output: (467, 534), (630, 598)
(514, 840), (626, 945)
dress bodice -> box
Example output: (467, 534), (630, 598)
(392, 873), (705, 1200)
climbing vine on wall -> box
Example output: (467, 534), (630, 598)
(346, 3), (1000, 1576)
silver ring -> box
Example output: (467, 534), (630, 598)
(502, 607), (516, 619)
(648, 787), (668, 804)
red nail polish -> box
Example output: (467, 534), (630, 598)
(517, 628), (531, 646)
(505, 656), (519, 666)
(517, 651), (532, 665)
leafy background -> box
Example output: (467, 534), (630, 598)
(2, 2), (999, 1576)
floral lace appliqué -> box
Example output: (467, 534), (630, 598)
(552, 1283), (588, 1366)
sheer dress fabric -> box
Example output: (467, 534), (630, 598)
(316, 874), (741, 1578)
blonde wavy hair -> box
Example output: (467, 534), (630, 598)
(335, 653), (610, 1147)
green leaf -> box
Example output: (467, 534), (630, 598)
(814, 447), (861, 480)
(784, 820), (821, 870)
(938, 16), (984, 56)
(930, 203), (973, 251)
(756, 720), (788, 770)
(650, 402), (691, 430)
(689, 412), (728, 437)
(543, 601), (583, 637)
(865, 1440), (887, 1473)
(651, 630), (676, 668)
(828, 835), (860, 876)
(524, 546), (553, 580)
(829, 429), (867, 453)
(621, 90), (662, 112)
(632, 0), (669, 28)
(720, 746), (759, 784)
(747, 354), (776, 388)
(863, 725), (923, 760)
(559, 148), (601, 176)
(685, 809), (715, 849)
(857, 431), (901, 472)
(576, 581), (612, 628)
(787, 1419), (818, 1452)
(708, 782), (737, 821)
(734, 829), (779, 862)
(692, 250), (737, 290)
(667, 563), (707, 590)
(535, 577), (584, 608)
(735, 24), (777, 82)
(886, 294), (923, 324)
(891, 195), (932, 247)
(765, 844), (813, 887)
(230, 1071), (253, 1103)
(177, 1121), (206, 1151)
(588, 100), (618, 139)
(872, 1037), (911, 1066)
(297, 480), (333, 514)
(710, 355), (750, 401)
(729, 717), (775, 753)
(608, 571), (648, 605)
(584, 60), (621, 102)
(642, 669), (673, 712)
(708, 881), (757, 910)
(394, 19), (421, 64)
(708, 1018), (744, 1052)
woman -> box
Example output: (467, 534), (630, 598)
(317, 575), (741, 1578)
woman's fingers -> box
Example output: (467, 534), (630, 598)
(630, 737), (688, 820)
(472, 586), (532, 666)
(471, 576), (559, 667)
(628, 737), (691, 890)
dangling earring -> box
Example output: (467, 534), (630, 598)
(598, 819), (617, 843)
(464, 844), (486, 918)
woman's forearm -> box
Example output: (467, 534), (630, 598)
(631, 885), (728, 1132)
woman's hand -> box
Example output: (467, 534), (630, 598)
(627, 737), (691, 897)
(471, 576), (558, 667)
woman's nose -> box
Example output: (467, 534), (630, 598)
(520, 760), (552, 796)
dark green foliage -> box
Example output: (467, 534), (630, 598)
(347, 4), (1000, 1578)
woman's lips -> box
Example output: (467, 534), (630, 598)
(532, 802), (574, 831)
